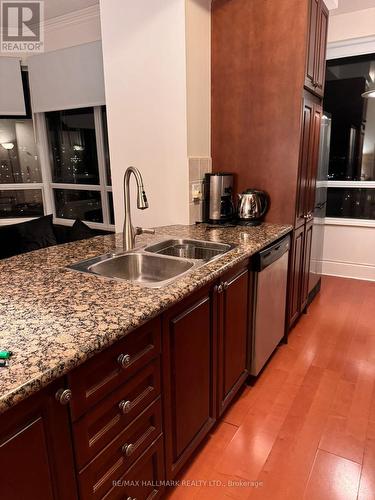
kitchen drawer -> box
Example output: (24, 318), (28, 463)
(69, 317), (161, 420)
(74, 358), (161, 469)
(103, 435), (165, 500)
(78, 398), (162, 500)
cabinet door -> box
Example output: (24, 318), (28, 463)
(315, 1), (329, 96)
(0, 381), (77, 500)
(217, 264), (250, 416)
(305, 0), (328, 97)
(305, 0), (319, 93)
(301, 220), (314, 311)
(306, 102), (323, 219)
(288, 225), (305, 328)
(162, 285), (216, 479)
(296, 97), (314, 228)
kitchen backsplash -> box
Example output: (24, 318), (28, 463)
(189, 157), (212, 224)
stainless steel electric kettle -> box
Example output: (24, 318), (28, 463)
(237, 189), (269, 226)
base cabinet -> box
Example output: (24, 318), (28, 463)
(0, 381), (77, 500)
(2, 257), (256, 498)
(217, 264), (250, 416)
(289, 220), (314, 327)
(162, 285), (217, 479)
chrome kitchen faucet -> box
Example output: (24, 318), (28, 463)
(123, 166), (155, 251)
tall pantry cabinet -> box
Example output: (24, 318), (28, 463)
(212, 0), (329, 329)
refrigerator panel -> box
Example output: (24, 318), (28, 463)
(309, 114), (331, 294)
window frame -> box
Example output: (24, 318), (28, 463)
(36, 106), (114, 231)
(325, 42), (375, 227)
(0, 107), (114, 230)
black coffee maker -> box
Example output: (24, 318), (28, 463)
(203, 173), (235, 224)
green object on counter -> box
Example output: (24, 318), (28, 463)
(0, 351), (12, 359)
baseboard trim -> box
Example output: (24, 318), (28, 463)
(321, 260), (375, 282)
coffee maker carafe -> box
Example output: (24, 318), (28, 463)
(203, 173), (234, 224)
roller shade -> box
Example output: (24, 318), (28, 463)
(28, 41), (106, 113)
(0, 57), (26, 116)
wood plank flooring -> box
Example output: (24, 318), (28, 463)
(166, 276), (375, 500)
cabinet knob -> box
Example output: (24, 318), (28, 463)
(217, 283), (223, 294)
(117, 353), (131, 368)
(118, 400), (132, 414)
(122, 443), (135, 457)
(55, 389), (72, 405)
(126, 497), (137, 500)
(223, 281), (229, 290)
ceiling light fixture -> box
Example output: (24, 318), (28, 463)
(1, 142), (15, 150)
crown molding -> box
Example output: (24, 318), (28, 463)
(40, 4), (100, 34)
(327, 35), (375, 60)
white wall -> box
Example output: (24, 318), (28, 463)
(322, 224), (375, 280)
(328, 7), (375, 42)
(186, 0), (211, 158)
(99, 0), (190, 231)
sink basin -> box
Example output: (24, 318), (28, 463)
(69, 252), (194, 287)
(144, 239), (234, 261)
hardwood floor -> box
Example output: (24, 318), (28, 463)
(166, 276), (375, 500)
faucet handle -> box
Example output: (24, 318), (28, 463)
(135, 227), (155, 236)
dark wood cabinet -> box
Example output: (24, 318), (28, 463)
(162, 284), (217, 479)
(217, 264), (250, 416)
(301, 220), (314, 311)
(305, 0), (329, 97)
(296, 93), (322, 228)
(0, 381), (78, 500)
(289, 225), (305, 327)
(212, 0), (328, 332)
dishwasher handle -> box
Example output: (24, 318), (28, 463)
(253, 235), (290, 272)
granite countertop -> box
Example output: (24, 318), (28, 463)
(0, 223), (292, 413)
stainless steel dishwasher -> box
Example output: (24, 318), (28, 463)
(249, 235), (290, 376)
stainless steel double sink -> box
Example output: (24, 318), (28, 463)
(68, 239), (235, 288)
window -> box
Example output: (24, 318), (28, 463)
(0, 106), (114, 229)
(325, 54), (375, 221)
(43, 106), (114, 228)
(0, 118), (44, 219)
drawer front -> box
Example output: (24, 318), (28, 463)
(69, 317), (161, 420)
(79, 398), (162, 500)
(103, 435), (165, 500)
(74, 359), (161, 469)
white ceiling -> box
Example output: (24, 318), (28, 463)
(331, 0), (375, 16)
(44, 0), (99, 20)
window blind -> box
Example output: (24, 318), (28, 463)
(0, 57), (26, 116)
(28, 41), (106, 113)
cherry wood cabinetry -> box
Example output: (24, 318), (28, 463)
(216, 263), (250, 416)
(297, 93), (323, 230)
(162, 284), (217, 479)
(289, 225), (305, 328)
(305, 0), (329, 97)
(301, 220), (314, 312)
(212, 0), (328, 331)
(0, 380), (78, 500)
(2, 259), (255, 498)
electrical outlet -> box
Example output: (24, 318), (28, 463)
(191, 182), (202, 202)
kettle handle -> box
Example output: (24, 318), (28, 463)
(259, 193), (270, 218)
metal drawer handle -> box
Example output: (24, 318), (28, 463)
(118, 400), (132, 414)
(55, 389), (72, 405)
(223, 281), (229, 290)
(118, 386), (154, 415)
(126, 497), (137, 500)
(117, 353), (131, 368)
(122, 443), (135, 457)
(121, 425), (155, 458)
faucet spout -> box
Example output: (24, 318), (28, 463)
(123, 167), (153, 251)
